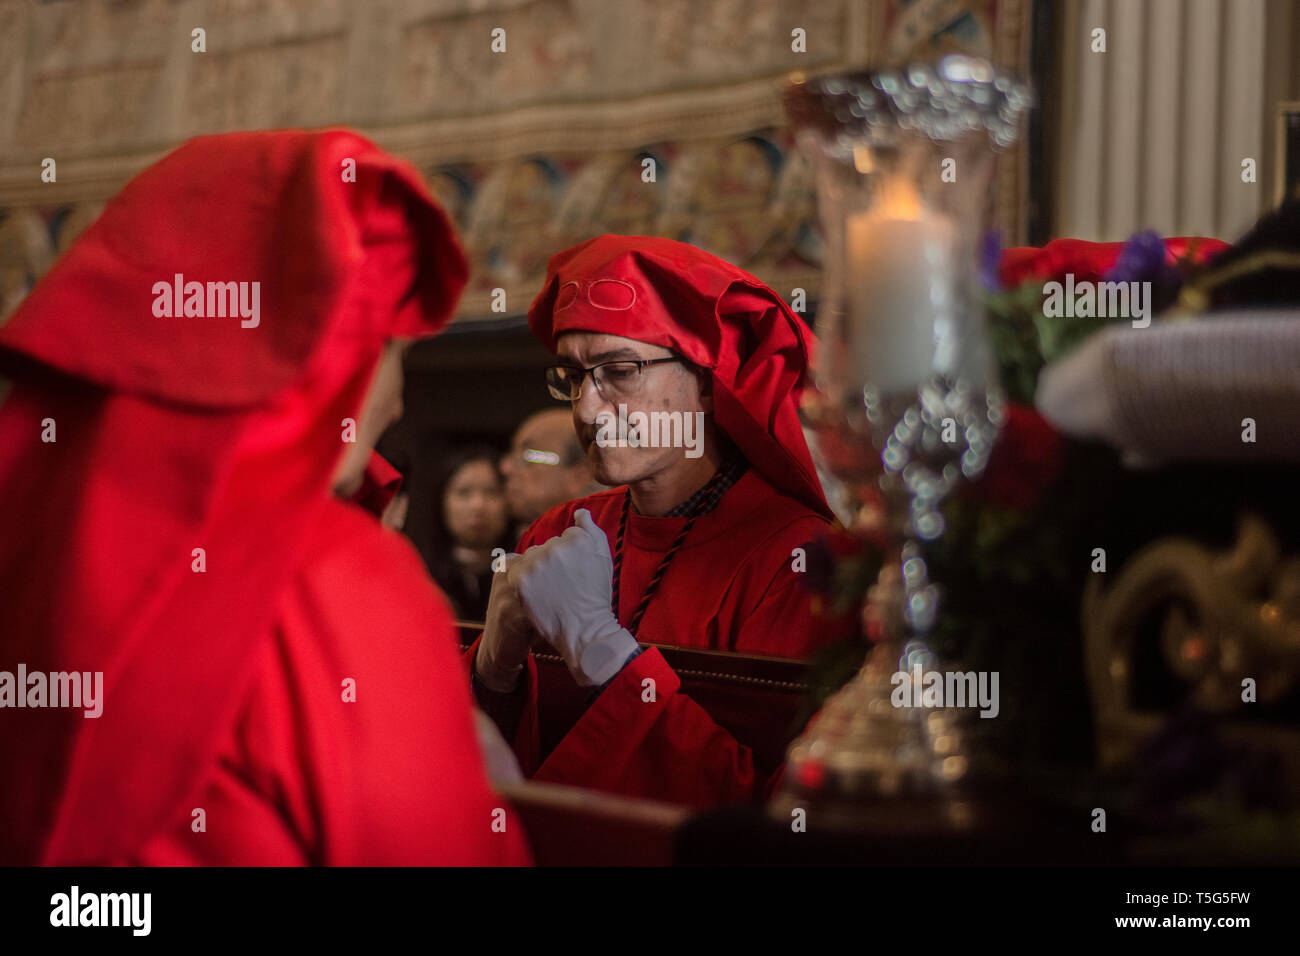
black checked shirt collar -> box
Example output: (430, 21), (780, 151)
(661, 454), (748, 518)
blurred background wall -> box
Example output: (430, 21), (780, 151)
(1054, 0), (1300, 242)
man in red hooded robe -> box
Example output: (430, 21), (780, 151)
(468, 235), (835, 808)
(0, 130), (530, 866)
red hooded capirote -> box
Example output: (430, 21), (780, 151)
(526, 234), (831, 519)
(0, 130), (528, 865)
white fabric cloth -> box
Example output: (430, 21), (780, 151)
(1035, 310), (1300, 466)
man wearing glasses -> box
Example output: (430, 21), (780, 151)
(499, 408), (601, 541)
(468, 234), (835, 809)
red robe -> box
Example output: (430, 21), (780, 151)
(0, 130), (529, 865)
(132, 501), (528, 865)
(471, 468), (832, 808)
(352, 450), (404, 518)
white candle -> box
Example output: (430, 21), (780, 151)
(846, 189), (955, 394)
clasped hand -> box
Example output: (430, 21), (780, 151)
(476, 510), (637, 690)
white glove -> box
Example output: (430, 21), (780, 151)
(511, 509), (639, 688)
(476, 552), (537, 693)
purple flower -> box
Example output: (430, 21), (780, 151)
(1104, 230), (1170, 284)
(979, 229), (1002, 291)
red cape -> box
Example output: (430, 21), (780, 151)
(0, 130), (528, 864)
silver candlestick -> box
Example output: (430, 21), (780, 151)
(774, 56), (1033, 824)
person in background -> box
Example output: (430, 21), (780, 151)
(500, 408), (602, 540)
(427, 446), (512, 621)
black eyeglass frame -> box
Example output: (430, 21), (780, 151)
(544, 357), (683, 401)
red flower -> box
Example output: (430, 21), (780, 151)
(998, 235), (1230, 287)
(968, 402), (1065, 510)
(998, 238), (1125, 286)
(1163, 236), (1231, 266)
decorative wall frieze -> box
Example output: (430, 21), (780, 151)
(0, 0), (1032, 325)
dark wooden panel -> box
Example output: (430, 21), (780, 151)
(499, 781), (688, 867)
(459, 625), (811, 773)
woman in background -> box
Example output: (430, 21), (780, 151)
(426, 446), (511, 620)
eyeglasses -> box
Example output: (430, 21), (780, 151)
(508, 447), (562, 466)
(545, 357), (682, 402)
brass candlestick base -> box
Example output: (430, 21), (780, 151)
(773, 562), (978, 829)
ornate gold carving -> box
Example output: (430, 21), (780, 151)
(1084, 514), (1300, 766)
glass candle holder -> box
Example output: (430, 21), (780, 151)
(776, 56), (1033, 816)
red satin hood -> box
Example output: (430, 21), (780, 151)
(0, 129), (464, 405)
(527, 235), (830, 518)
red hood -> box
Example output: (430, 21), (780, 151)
(0, 129), (466, 863)
(527, 235), (830, 519)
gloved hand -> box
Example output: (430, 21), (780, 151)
(511, 509), (639, 688)
(475, 552), (537, 693)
